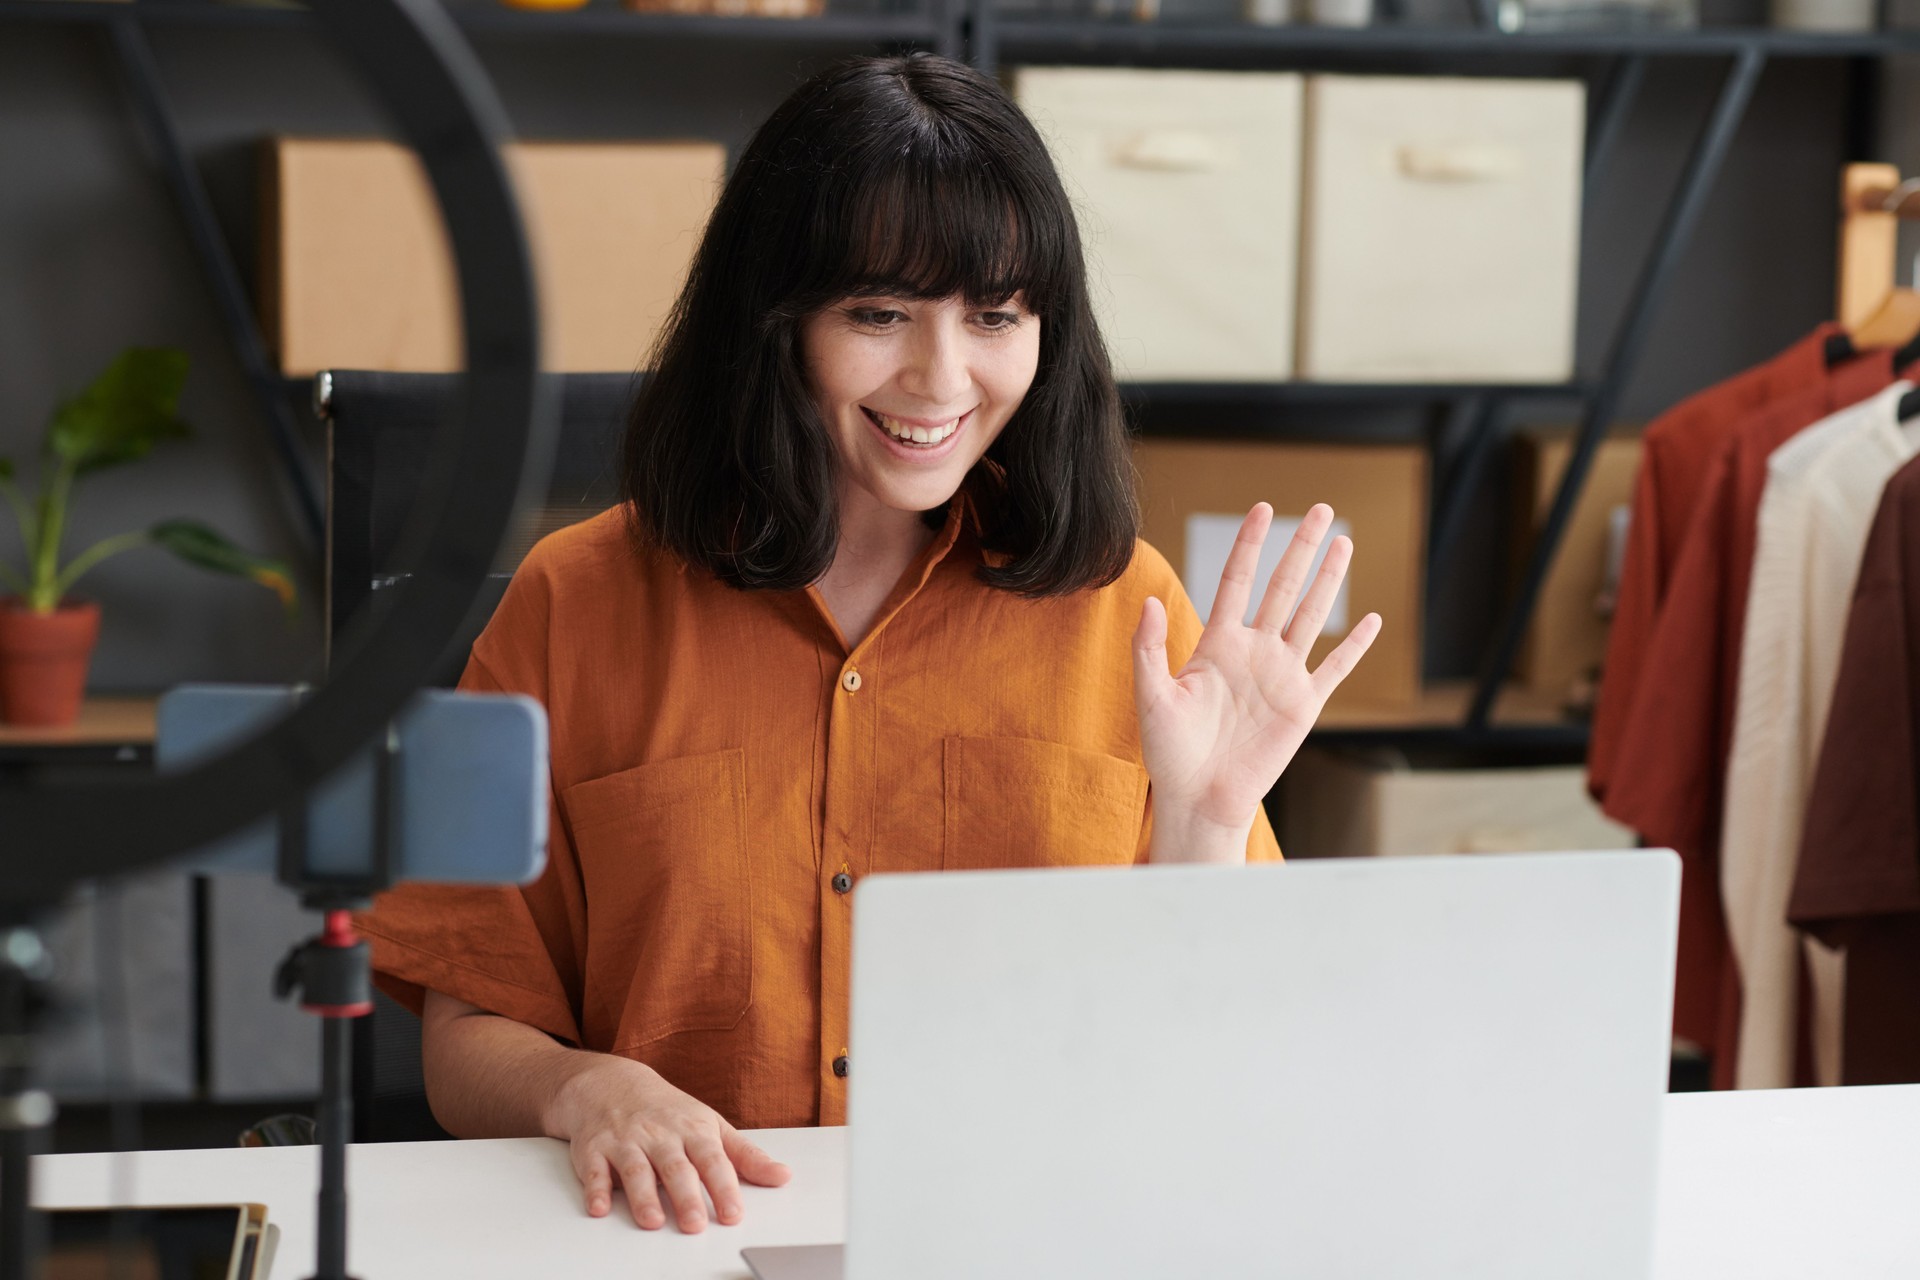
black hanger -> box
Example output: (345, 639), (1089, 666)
(1825, 331), (1858, 367)
(1896, 327), (1920, 373)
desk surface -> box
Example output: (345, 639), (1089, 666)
(35, 1086), (1920, 1279)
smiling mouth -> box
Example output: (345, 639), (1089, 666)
(862, 407), (968, 448)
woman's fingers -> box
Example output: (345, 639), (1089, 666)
(688, 1134), (745, 1226)
(1282, 533), (1353, 654)
(724, 1128), (794, 1188)
(1251, 504), (1334, 635)
(612, 1151), (667, 1231)
(1206, 503), (1275, 628)
(652, 1151), (710, 1233)
(578, 1152), (615, 1218)
(1311, 612), (1383, 699)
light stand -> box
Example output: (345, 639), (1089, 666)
(0, 925), (54, 1280)
(0, 0), (549, 1271)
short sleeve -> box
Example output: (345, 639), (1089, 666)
(1604, 451), (1736, 850)
(1131, 551), (1284, 863)
(1590, 444), (1670, 803)
(357, 555), (588, 1045)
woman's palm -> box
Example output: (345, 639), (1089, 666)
(1133, 504), (1381, 834)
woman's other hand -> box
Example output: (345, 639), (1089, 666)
(417, 991), (790, 1234)
(1133, 502), (1381, 863)
(548, 1054), (792, 1232)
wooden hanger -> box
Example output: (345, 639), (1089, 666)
(1838, 162), (1920, 348)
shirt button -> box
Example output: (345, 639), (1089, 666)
(832, 871), (853, 895)
(841, 668), (861, 693)
(832, 1054), (850, 1078)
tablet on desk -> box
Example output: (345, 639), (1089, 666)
(44, 1203), (277, 1280)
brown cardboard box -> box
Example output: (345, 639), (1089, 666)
(1278, 747), (1635, 858)
(1512, 430), (1642, 696)
(261, 138), (725, 375)
(1133, 439), (1426, 711)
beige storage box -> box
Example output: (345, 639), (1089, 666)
(262, 137), (725, 375)
(1297, 75), (1584, 383)
(1279, 747), (1635, 858)
(1015, 67), (1303, 382)
(1512, 429), (1642, 696)
(1134, 439), (1425, 710)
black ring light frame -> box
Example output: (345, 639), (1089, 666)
(0, 0), (554, 913)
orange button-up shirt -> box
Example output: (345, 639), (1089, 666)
(361, 499), (1281, 1130)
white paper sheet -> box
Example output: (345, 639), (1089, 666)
(1183, 512), (1351, 634)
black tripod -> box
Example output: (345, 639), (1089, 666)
(270, 727), (399, 1280)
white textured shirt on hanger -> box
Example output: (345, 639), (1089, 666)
(1722, 381), (1920, 1090)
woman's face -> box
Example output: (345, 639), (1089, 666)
(801, 292), (1040, 518)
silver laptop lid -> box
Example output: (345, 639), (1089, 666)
(846, 851), (1679, 1280)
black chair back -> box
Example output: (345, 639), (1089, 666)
(319, 369), (634, 1141)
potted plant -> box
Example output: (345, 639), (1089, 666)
(0, 347), (296, 728)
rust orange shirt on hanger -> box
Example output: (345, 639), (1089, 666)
(1589, 325), (1845, 807)
(359, 499), (1281, 1131)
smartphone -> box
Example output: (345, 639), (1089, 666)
(156, 684), (548, 886)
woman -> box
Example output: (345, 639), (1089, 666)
(360, 52), (1380, 1236)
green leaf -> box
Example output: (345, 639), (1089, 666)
(150, 520), (299, 615)
(0, 457), (12, 480)
(47, 348), (193, 474)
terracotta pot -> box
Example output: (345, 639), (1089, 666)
(0, 599), (102, 727)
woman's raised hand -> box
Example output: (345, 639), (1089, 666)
(1132, 502), (1381, 863)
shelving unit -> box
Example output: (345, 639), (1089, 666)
(0, 697), (156, 773)
(5, 0), (1905, 749)
(0, 0), (952, 44)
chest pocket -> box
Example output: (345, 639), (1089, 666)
(942, 736), (1149, 871)
(563, 747), (752, 1053)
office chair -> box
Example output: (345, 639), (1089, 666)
(318, 369), (633, 1141)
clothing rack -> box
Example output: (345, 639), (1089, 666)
(1838, 162), (1920, 338)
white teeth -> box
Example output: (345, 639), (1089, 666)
(871, 411), (959, 446)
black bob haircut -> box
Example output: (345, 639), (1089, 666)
(622, 52), (1138, 597)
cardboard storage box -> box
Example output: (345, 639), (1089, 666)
(1512, 430), (1642, 696)
(1279, 747), (1636, 858)
(1134, 439), (1425, 710)
(262, 137), (725, 375)
(1016, 67), (1303, 382)
(1297, 75), (1584, 382)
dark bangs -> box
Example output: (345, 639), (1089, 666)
(777, 130), (1072, 322)
(624, 53), (1138, 597)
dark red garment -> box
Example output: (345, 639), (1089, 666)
(1589, 338), (1884, 1075)
(1789, 456), (1920, 1084)
(1589, 325), (1844, 808)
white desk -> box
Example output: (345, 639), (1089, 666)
(34, 1086), (1920, 1279)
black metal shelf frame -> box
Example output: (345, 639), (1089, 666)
(4, 0), (1895, 743)
(977, 9), (1838, 744)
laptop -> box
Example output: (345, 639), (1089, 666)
(745, 850), (1679, 1280)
